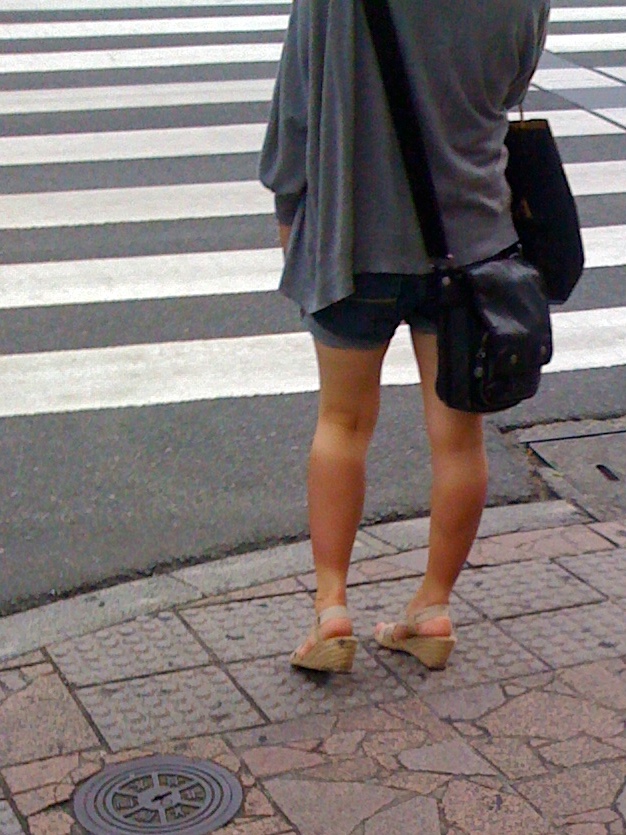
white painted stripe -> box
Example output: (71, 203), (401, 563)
(0, 79), (276, 115)
(1, 16), (288, 39)
(546, 33), (626, 53)
(599, 65), (626, 82)
(2, 0), (290, 8)
(0, 123), (267, 165)
(582, 225), (626, 268)
(0, 308), (625, 418)
(0, 43), (283, 74)
(0, 226), (622, 312)
(1, 15), (289, 39)
(0, 181), (273, 229)
(550, 6), (626, 21)
(0, 249), (283, 309)
(510, 109), (624, 136)
(564, 160), (626, 196)
(531, 67), (622, 89)
(596, 107), (626, 128)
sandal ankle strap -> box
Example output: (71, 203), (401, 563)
(408, 604), (450, 627)
(318, 605), (350, 625)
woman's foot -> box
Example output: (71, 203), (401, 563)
(373, 598), (456, 670)
(291, 605), (357, 673)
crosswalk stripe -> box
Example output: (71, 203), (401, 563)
(547, 33), (626, 53)
(0, 43), (283, 74)
(3, 161), (625, 230)
(0, 225), (624, 311)
(0, 249), (284, 309)
(0, 123), (268, 165)
(0, 79), (276, 115)
(512, 109), (624, 135)
(1, 307), (625, 419)
(532, 67), (623, 89)
(1, 16), (290, 39)
(550, 6), (626, 22)
(2, 0), (291, 8)
(1, 181), (273, 228)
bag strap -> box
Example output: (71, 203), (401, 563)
(359, 0), (452, 265)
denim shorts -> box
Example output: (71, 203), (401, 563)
(302, 272), (440, 350)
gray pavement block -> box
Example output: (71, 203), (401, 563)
(0, 802), (25, 835)
(455, 561), (604, 620)
(558, 549), (626, 599)
(75, 666), (263, 752)
(227, 652), (408, 723)
(375, 621), (549, 694)
(499, 602), (626, 668)
(0, 575), (202, 663)
(181, 593), (313, 662)
(49, 611), (211, 685)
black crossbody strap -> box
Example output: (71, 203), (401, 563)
(359, 0), (451, 263)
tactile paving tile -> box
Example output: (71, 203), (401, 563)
(374, 621), (549, 694)
(0, 802), (25, 835)
(558, 550), (626, 599)
(347, 577), (482, 640)
(499, 601), (626, 668)
(48, 612), (211, 685)
(76, 666), (262, 751)
(228, 652), (408, 722)
(455, 561), (604, 620)
(181, 593), (314, 662)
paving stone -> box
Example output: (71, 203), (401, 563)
(202, 578), (304, 605)
(364, 517), (431, 551)
(466, 525), (614, 567)
(399, 738), (497, 776)
(48, 612), (210, 685)
(559, 550), (626, 599)
(559, 660), (626, 710)
(471, 737), (547, 779)
(617, 780), (626, 825)
(322, 730), (365, 756)
(565, 825), (611, 835)
(242, 746), (324, 777)
(364, 796), (440, 834)
(0, 801), (25, 835)
(0, 652), (45, 672)
(0, 664), (98, 768)
(380, 771), (449, 794)
(27, 808), (76, 835)
(443, 779), (551, 834)
(376, 621), (548, 694)
(263, 778), (402, 835)
(227, 714), (335, 750)
(422, 683), (506, 721)
(590, 520), (626, 547)
(516, 762), (626, 821)
(299, 756), (381, 782)
(181, 594), (313, 662)
(539, 735), (625, 767)
(481, 689), (623, 741)
(500, 602), (626, 667)
(219, 820), (293, 835)
(228, 652), (408, 723)
(297, 549), (430, 590)
(76, 666), (263, 751)
(455, 561), (603, 619)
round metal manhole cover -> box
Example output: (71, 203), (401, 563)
(73, 755), (243, 834)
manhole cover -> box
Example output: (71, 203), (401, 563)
(73, 755), (243, 834)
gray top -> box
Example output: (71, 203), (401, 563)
(259, 0), (550, 314)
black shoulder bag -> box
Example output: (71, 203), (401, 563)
(360, 0), (553, 413)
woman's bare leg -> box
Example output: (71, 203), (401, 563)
(294, 338), (388, 657)
(377, 332), (488, 640)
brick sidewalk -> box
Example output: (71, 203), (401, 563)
(0, 502), (625, 834)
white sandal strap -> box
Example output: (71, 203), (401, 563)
(318, 605), (350, 625)
(408, 604), (450, 627)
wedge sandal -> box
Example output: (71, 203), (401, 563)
(374, 604), (456, 670)
(290, 605), (357, 673)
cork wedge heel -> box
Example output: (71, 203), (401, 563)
(290, 605), (358, 673)
(374, 604), (456, 670)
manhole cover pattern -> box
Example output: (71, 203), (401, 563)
(73, 755), (243, 834)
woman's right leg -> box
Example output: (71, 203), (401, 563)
(376, 331), (488, 642)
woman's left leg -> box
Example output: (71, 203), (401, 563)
(293, 338), (388, 659)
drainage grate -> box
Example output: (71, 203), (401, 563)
(73, 755), (243, 834)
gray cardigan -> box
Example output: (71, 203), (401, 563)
(259, 0), (550, 314)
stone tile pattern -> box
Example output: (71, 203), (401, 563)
(48, 612), (211, 685)
(558, 549), (626, 599)
(0, 801), (25, 835)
